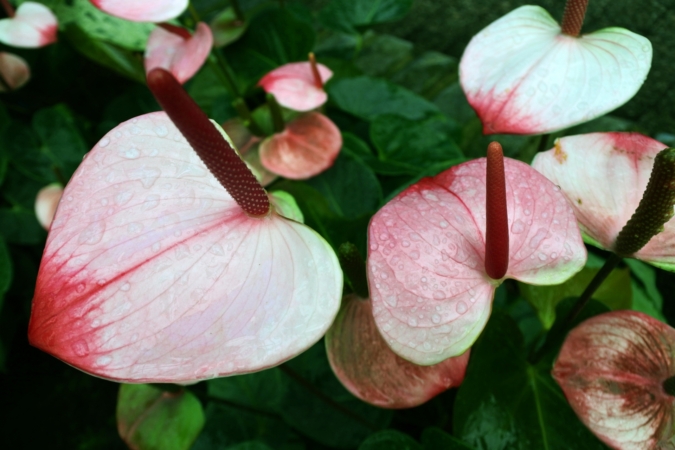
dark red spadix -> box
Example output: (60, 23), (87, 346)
(308, 52), (323, 89)
(485, 141), (509, 280)
(157, 22), (192, 40)
(146, 68), (270, 217)
(561, 0), (589, 37)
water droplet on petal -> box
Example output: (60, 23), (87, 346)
(76, 283), (85, 293)
(408, 317), (418, 326)
(409, 250), (420, 260)
(154, 125), (168, 137)
(96, 356), (112, 367)
(385, 295), (397, 307)
(456, 301), (468, 314)
(78, 222), (106, 245)
(432, 314), (441, 324)
(72, 340), (89, 357)
(433, 290), (445, 300)
(98, 137), (110, 148)
(511, 219), (526, 234)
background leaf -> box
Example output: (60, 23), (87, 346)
(319, 0), (414, 34)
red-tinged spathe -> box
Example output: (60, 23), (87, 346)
(553, 311), (675, 450)
(0, 2), (57, 48)
(90, 0), (187, 22)
(258, 62), (333, 112)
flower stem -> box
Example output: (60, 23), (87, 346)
(485, 142), (509, 280)
(338, 243), (370, 299)
(267, 94), (285, 133)
(147, 68), (270, 217)
(561, 0), (589, 37)
(232, 98), (265, 136)
(230, 0), (245, 22)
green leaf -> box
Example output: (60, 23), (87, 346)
(55, 0), (154, 51)
(211, 8), (248, 48)
(0, 236), (12, 315)
(625, 259), (666, 321)
(63, 23), (146, 83)
(2, 122), (54, 183)
(305, 153), (382, 219)
(225, 442), (273, 450)
(117, 384), (205, 450)
(519, 265), (632, 329)
(0, 207), (46, 245)
(207, 368), (289, 414)
(329, 76), (440, 122)
(279, 343), (393, 448)
(319, 0), (413, 34)
(391, 51), (459, 99)
(359, 430), (422, 450)
(454, 311), (609, 450)
(354, 33), (413, 78)
(421, 428), (475, 450)
(369, 114), (463, 175)
(187, 65), (234, 117)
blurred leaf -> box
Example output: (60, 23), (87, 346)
(315, 31), (361, 60)
(207, 368), (289, 414)
(3, 122), (53, 183)
(520, 265), (632, 329)
(319, 0), (414, 34)
(359, 430), (421, 449)
(211, 8), (248, 48)
(354, 33), (413, 78)
(454, 310), (609, 450)
(421, 428), (475, 450)
(279, 343), (393, 448)
(55, 0), (154, 51)
(0, 207), (46, 245)
(225, 442), (274, 450)
(0, 236), (11, 314)
(625, 259), (666, 322)
(187, 65), (234, 117)
(328, 76), (439, 121)
(370, 114), (463, 175)
(305, 153), (382, 219)
(117, 384), (205, 450)
(99, 85), (159, 136)
(391, 51), (458, 99)
(1, 169), (44, 210)
(63, 23), (146, 83)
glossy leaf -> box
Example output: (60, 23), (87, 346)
(533, 132), (675, 271)
(421, 428), (475, 450)
(0, 2), (57, 48)
(359, 430), (422, 450)
(117, 384), (205, 450)
(210, 8), (247, 48)
(28, 112), (342, 383)
(553, 311), (675, 450)
(207, 367), (288, 413)
(454, 312), (607, 450)
(460, 5), (652, 134)
(90, 0), (188, 22)
(145, 22), (213, 84)
(0, 207), (46, 245)
(34, 183), (64, 230)
(326, 294), (469, 408)
(368, 157), (586, 364)
(258, 62), (333, 112)
(0, 52), (30, 91)
(319, 0), (413, 34)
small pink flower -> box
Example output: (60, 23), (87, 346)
(532, 132), (675, 271)
(459, 5), (651, 135)
(258, 60), (333, 112)
(145, 23), (213, 84)
(326, 293), (469, 408)
(0, 2), (58, 48)
(0, 51), (30, 91)
(259, 112), (342, 179)
(89, 0), (187, 23)
(34, 183), (63, 230)
(368, 144), (586, 364)
(553, 311), (675, 450)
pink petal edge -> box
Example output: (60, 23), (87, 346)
(0, 2), (58, 48)
(258, 62), (333, 112)
(90, 0), (188, 23)
(368, 157), (585, 364)
(553, 311), (675, 450)
(326, 294), (469, 408)
(28, 112), (342, 383)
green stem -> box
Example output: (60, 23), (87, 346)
(338, 242), (370, 299)
(267, 94), (285, 133)
(230, 0), (245, 21)
(530, 253), (622, 363)
(536, 133), (550, 153)
(232, 98), (265, 136)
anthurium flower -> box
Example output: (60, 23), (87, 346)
(0, 2), (57, 48)
(368, 143), (586, 365)
(89, 0), (187, 23)
(0, 51), (30, 91)
(258, 58), (333, 112)
(259, 112), (342, 180)
(553, 311), (675, 450)
(145, 23), (213, 84)
(35, 183), (63, 230)
(326, 293), (470, 408)
(27, 69), (342, 383)
(459, 2), (651, 135)
(532, 132), (675, 271)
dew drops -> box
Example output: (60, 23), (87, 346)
(78, 221), (106, 245)
(529, 228), (548, 249)
(128, 222), (143, 234)
(151, 242), (161, 252)
(380, 272), (388, 279)
(154, 125), (169, 137)
(91, 319), (101, 328)
(209, 243), (225, 256)
(409, 250), (420, 260)
(76, 283), (85, 293)
(523, 209), (531, 216)
(408, 317), (418, 327)
(433, 290), (445, 300)
(456, 301), (468, 314)
(142, 194), (161, 211)
(100, 198), (108, 206)
(115, 191), (133, 205)
(432, 314), (441, 324)
(538, 253), (547, 261)
(439, 220), (449, 228)
(379, 233), (389, 241)
(551, 252), (558, 259)
(385, 295), (397, 307)
(402, 240), (410, 248)
(98, 137), (110, 148)
(121, 283), (130, 292)
(511, 219), (526, 234)
(370, 242), (378, 251)
(72, 340), (89, 357)
(409, 232), (422, 241)
(123, 147), (140, 159)
(96, 356), (112, 367)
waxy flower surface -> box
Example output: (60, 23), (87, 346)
(259, 112), (342, 180)
(553, 311), (675, 450)
(258, 61), (333, 112)
(368, 155), (586, 365)
(532, 132), (675, 271)
(326, 293), (469, 408)
(89, 0), (187, 22)
(145, 23), (213, 84)
(0, 51), (29, 91)
(27, 70), (343, 383)
(0, 2), (57, 48)
(459, 5), (651, 135)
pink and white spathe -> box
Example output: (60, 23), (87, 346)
(0, 2), (57, 48)
(27, 112), (343, 383)
(258, 62), (333, 112)
(0, 52), (30, 91)
(368, 157), (586, 365)
(259, 112), (342, 180)
(553, 311), (675, 450)
(532, 132), (675, 271)
(326, 293), (469, 409)
(35, 183), (63, 230)
(459, 5), (651, 135)
(90, 0), (187, 23)
(145, 23), (213, 84)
